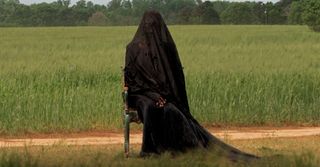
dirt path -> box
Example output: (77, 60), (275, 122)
(1, 127), (320, 147)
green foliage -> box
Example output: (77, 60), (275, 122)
(195, 1), (220, 24)
(211, 1), (229, 15)
(0, 0), (301, 26)
(221, 2), (260, 24)
(88, 12), (107, 26)
(288, 1), (303, 25)
(0, 26), (320, 134)
(302, 0), (320, 32)
(266, 8), (286, 24)
(0, 0), (97, 26)
(163, 0), (197, 24)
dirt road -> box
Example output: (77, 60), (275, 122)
(1, 127), (319, 147)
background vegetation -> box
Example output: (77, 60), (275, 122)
(0, 25), (319, 134)
(0, 0), (319, 31)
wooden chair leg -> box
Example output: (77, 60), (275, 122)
(124, 113), (130, 158)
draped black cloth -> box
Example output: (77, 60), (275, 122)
(124, 10), (259, 162)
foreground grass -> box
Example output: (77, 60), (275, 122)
(1, 26), (320, 134)
(0, 136), (319, 167)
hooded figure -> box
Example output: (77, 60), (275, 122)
(124, 10), (259, 162)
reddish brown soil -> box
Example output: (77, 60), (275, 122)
(1, 127), (319, 147)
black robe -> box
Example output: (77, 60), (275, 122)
(124, 10), (259, 161)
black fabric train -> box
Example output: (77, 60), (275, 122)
(124, 10), (259, 162)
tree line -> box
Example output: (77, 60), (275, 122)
(0, 0), (319, 31)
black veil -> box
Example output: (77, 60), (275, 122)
(125, 10), (193, 120)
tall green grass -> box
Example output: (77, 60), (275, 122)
(0, 70), (122, 133)
(0, 26), (320, 134)
(188, 72), (320, 126)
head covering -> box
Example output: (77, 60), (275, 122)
(125, 10), (193, 119)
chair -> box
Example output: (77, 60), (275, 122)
(122, 69), (141, 158)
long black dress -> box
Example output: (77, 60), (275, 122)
(124, 10), (259, 161)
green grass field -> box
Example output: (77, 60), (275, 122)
(1, 136), (320, 167)
(0, 25), (320, 134)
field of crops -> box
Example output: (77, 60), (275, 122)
(0, 25), (320, 134)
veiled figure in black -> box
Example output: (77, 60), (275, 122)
(124, 10), (259, 162)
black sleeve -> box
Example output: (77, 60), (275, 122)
(143, 91), (161, 101)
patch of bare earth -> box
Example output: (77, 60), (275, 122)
(0, 127), (319, 147)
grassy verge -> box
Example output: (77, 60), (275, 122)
(0, 136), (319, 167)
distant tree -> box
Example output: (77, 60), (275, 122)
(131, 0), (149, 17)
(10, 4), (33, 25)
(88, 11), (107, 25)
(57, 0), (70, 7)
(0, 0), (21, 25)
(72, 0), (92, 25)
(288, 1), (303, 24)
(277, 0), (293, 10)
(163, 0), (195, 12)
(195, 0), (202, 5)
(178, 6), (194, 24)
(195, 1), (220, 24)
(251, 2), (266, 24)
(0, 0), (306, 27)
(0, 1), (5, 24)
(120, 0), (132, 15)
(264, 2), (287, 24)
(87, 1), (94, 8)
(29, 3), (60, 26)
(149, 0), (164, 11)
(92, 4), (107, 12)
(63, 0), (71, 7)
(211, 1), (230, 15)
(164, 0), (196, 24)
(221, 2), (259, 24)
(302, 0), (320, 32)
(107, 0), (122, 11)
(57, 7), (75, 26)
(75, 0), (86, 8)
(106, 0), (136, 25)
